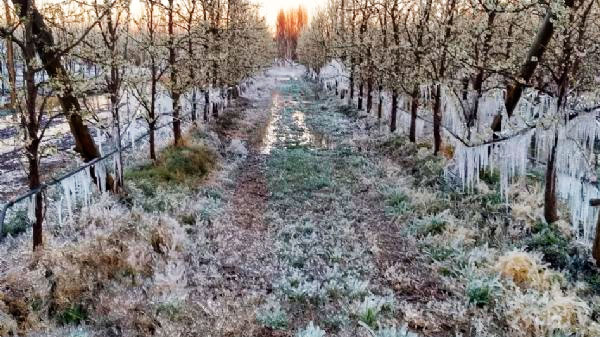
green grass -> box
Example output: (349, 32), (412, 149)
(126, 144), (214, 186)
(156, 302), (182, 320)
(527, 222), (570, 269)
(2, 209), (29, 237)
(385, 191), (411, 216)
(479, 169), (500, 187)
(419, 218), (446, 237)
(267, 148), (332, 198)
(257, 303), (289, 330)
(57, 304), (88, 325)
(358, 307), (378, 328)
(467, 281), (493, 307)
(425, 246), (457, 262)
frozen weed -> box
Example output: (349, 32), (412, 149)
(345, 277), (370, 299)
(296, 321), (326, 337)
(494, 250), (560, 290)
(359, 323), (420, 337)
(256, 299), (288, 330)
(467, 277), (502, 307)
(321, 312), (350, 331)
(1, 209), (29, 237)
(353, 295), (396, 328)
(57, 304), (88, 325)
(527, 222), (570, 269)
(156, 301), (183, 320)
(504, 286), (593, 337)
(385, 190), (411, 216)
(227, 139), (248, 156)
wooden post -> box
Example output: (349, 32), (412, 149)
(590, 199), (600, 266)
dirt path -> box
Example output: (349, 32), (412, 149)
(211, 76), (423, 336)
(3, 65), (597, 337)
(230, 154), (268, 230)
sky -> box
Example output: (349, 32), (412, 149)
(127, 0), (322, 30)
(256, 0), (322, 29)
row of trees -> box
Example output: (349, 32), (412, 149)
(297, 0), (600, 246)
(275, 6), (308, 60)
(0, 0), (274, 249)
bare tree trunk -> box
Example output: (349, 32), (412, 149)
(29, 154), (43, 249)
(433, 84), (442, 155)
(358, 82), (363, 110)
(409, 88), (418, 142)
(366, 78), (373, 114)
(592, 210), (600, 266)
(149, 119), (156, 161)
(544, 131), (559, 223)
(204, 90), (210, 121)
(349, 70), (355, 102)
(3, 0), (16, 108)
(112, 99), (123, 189)
(191, 88), (198, 123)
(22, 13), (43, 249)
(149, 65), (158, 161)
(390, 89), (398, 133)
(377, 85), (383, 119)
(168, 0), (182, 146)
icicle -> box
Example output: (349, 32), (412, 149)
(96, 128), (104, 156)
(61, 177), (73, 217)
(114, 153), (122, 183)
(95, 162), (107, 194)
(130, 129), (135, 152)
(57, 196), (63, 225)
(557, 173), (600, 243)
(27, 195), (36, 223)
(451, 129), (533, 200)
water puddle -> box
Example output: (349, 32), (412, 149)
(260, 93), (282, 154)
(260, 91), (331, 154)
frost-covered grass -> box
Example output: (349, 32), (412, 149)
(258, 79), (416, 336)
(3, 66), (600, 337)
(0, 73), (273, 336)
(267, 147), (333, 199)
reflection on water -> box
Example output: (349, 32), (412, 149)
(292, 110), (313, 145)
(260, 93), (281, 154)
(260, 90), (330, 154)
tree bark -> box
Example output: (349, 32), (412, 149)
(377, 85), (383, 119)
(391, 89), (398, 133)
(366, 78), (373, 114)
(191, 88), (198, 122)
(433, 84), (442, 155)
(3, 0), (17, 108)
(349, 70), (355, 102)
(149, 64), (158, 161)
(204, 90), (210, 121)
(544, 131), (559, 223)
(29, 154), (43, 249)
(592, 208), (600, 266)
(358, 82), (363, 110)
(409, 88), (418, 142)
(168, 0), (182, 146)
